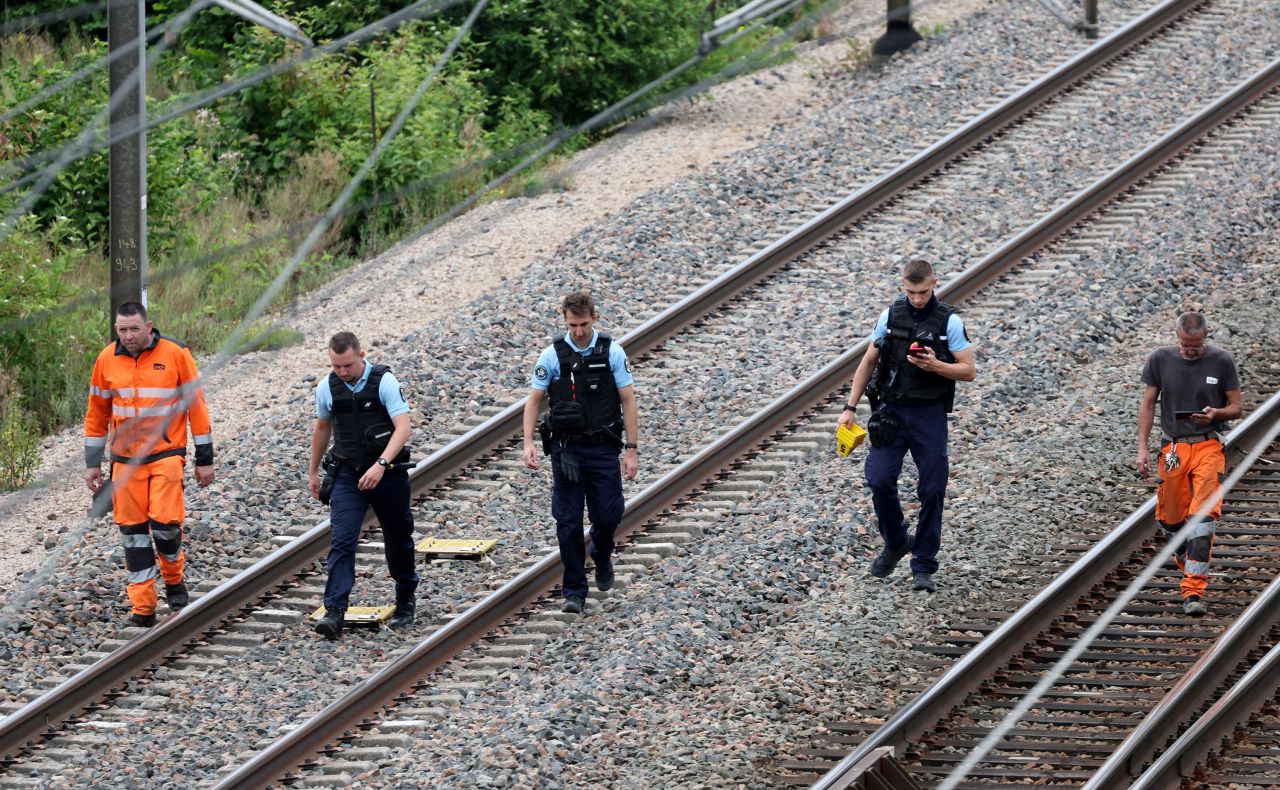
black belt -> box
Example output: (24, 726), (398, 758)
(111, 447), (186, 465)
(1164, 433), (1218, 445)
(562, 432), (618, 446)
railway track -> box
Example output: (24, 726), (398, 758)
(1124, 623), (1280, 788)
(3, 0), (1279, 785)
(791, 384), (1280, 789)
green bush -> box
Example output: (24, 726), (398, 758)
(0, 389), (40, 491)
(0, 0), (810, 450)
(0, 215), (101, 432)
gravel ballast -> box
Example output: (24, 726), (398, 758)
(4, 0), (1280, 786)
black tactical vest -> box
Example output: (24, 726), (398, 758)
(547, 336), (622, 435)
(874, 296), (959, 411)
(328, 364), (410, 468)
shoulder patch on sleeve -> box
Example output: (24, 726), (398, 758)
(624, 359), (632, 373)
(535, 365), (549, 382)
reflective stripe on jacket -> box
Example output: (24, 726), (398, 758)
(84, 330), (214, 467)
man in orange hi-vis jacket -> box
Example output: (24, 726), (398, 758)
(84, 302), (215, 628)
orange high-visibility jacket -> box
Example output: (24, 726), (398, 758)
(84, 330), (214, 467)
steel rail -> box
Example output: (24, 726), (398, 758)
(1127, 638), (1280, 788)
(215, 26), (1268, 790)
(810, 57), (1280, 789)
(0, 0), (1209, 766)
(1085, 570), (1280, 788)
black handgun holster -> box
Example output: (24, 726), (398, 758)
(319, 451), (337, 506)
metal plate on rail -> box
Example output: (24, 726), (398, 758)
(415, 537), (498, 560)
(309, 605), (394, 626)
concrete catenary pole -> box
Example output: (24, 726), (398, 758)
(873, 0), (922, 56)
(108, 0), (148, 330)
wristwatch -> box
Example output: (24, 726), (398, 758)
(623, 443), (638, 450)
(377, 458), (390, 468)
(842, 404), (857, 412)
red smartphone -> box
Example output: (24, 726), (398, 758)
(908, 345), (927, 357)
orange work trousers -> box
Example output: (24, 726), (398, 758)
(111, 456), (186, 616)
(1155, 438), (1224, 600)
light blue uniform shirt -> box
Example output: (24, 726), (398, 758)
(872, 309), (971, 352)
(315, 361), (410, 419)
(531, 330), (633, 391)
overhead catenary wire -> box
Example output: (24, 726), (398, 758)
(0, 0), (473, 192)
(0, 0), (110, 37)
(937, 415), (1280, 790)
(0, 0), (879, 338)
(0, 0), (213, 242)
(0, 0), (904, 630)
(0, 0), (807, 193)
(1, 10), (193, 128)
(0, 0), (491, 632)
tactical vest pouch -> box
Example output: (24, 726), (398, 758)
(866, 408), (900, 448)
(549, 399), (588, 432)
(363, 423), (410, 465)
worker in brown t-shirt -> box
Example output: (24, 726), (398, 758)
(1136, 311), (1242, 617)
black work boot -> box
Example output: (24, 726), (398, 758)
(561, 595), (585, 614)
(594, 558), (615, 592)
(388, 601), (415, 630)
(129, 612), (157, 628)
(165, 581), (189, 610)
(315, 608), (344, 639)
(870, 533), (915, 578)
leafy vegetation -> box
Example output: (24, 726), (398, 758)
(0, 0), (806, 488)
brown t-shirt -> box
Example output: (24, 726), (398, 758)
(1140, 345), (1240, 439)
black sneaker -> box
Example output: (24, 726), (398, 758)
(594, 559), (615, 592)
(165, 581), (189, 610)
(561, 596), (585, 614)
(129, 612), (156, 628)
(388, 601), (415, 630)
(870, 534), (914, 578)
(315, 608), (344, 639)
(912, 572), (936, 593)
(1183, 596), (1206, 617)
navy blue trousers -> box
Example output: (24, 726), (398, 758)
(864, 402), (949, 575)
(551, 441), (624, 599)
(324, 467), (419, 613)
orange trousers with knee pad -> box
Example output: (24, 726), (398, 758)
(111, 456), (186, 616)
(1155, 438), (1224, 600)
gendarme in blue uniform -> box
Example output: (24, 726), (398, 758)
(866, 296), (971, 576)
(532, 330), (631, 600)
(314, 360), (417, 615)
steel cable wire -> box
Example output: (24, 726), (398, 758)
(2, 13), (184, 126)
(0, 0), (491, 633)
(0, 0), (905, 630)
(0, 0), (213, 241)
(0, 0), (471, 191)
(938, 416), (1280, 789)
(0, 0), (881, 337)
(0, 1), (110, 37)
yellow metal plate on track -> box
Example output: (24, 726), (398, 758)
(416, 537), (498, 559)
(309, 604), (395, 626)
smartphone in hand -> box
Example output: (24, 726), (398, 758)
(1174, 409), (1204, 420)
(908, 343), (927, 357)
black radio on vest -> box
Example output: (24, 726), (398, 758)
(872, 295), (958, 412)
(327, 364), (411, 468)
(546, 336), (622, 438)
